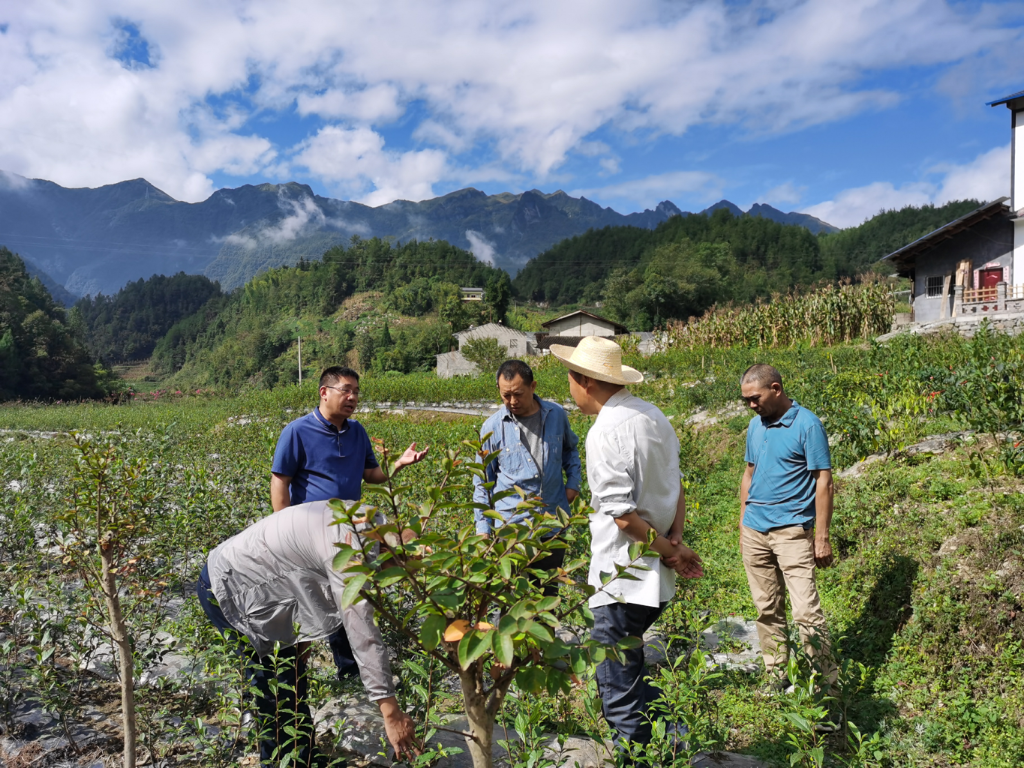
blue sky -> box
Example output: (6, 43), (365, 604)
(1, 0), (1022, 229)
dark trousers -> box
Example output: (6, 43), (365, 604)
(530, 546), (567, 597)
(197, 564), (321, 768)
(327, 628), (359, 679)
(591, 601), (667, 749)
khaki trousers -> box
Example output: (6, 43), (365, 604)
(741, 524), (836, 684)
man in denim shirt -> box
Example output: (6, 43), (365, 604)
(473, 360), (582, 563)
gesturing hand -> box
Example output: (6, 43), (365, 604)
(396, 442), (430, 469)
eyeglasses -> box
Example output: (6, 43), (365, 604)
(324, 385), (359, 396)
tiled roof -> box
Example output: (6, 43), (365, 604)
(987, 89), (1024, 107)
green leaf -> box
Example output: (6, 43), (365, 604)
(420, 614), (446, 651)
(331, 546), (358, 571)
(569, 648), (587, 675)
(457, 629), (492, 670)
(525, 622), (554, 643)
(515, 666), (545, 693)
(498, 556), (513, 580)
(376, 566), (408, 588)
(535, 595), (560, 612)
(615, 635), (643, 650)
(340, 572), (370, 608)
(493, 631), (514, 667)
(498, 615), (517, 636)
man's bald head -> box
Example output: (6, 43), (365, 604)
(740, 364), (783, 392)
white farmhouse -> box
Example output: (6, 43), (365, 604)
(540, 310), (628, 338)
(882, 88), (1024, 326)
(436, 322), (538, 378)
(454, 323), (538, 356)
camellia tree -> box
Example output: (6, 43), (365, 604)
(330, 439), (659, 768)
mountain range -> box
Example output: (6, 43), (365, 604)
(0, 170), (837, 298)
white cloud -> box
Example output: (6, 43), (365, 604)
(290, 125), (447, 206)
(215, 233), (258, 250)
(573, 170), (724, 210)
(465, 230), (498, 265)
(0, 170), (31, 191)
(295, 83), (404, 123)
(802, 144), (1009, 228)
(262, 194), (326, 243)
(0, 0), (1020, 205)
(761, 182), (805, 208)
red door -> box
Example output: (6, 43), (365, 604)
(980, 268), (1003, 288)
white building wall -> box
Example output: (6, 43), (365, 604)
(1015, 220), (1024, 288)
(1014, 108), (1024, 213)
(545, 317), (618, 337)
(453, 323), (537, 355)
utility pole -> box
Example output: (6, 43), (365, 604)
(298, 336), (302, 384)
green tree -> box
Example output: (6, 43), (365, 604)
(0, 247), (105, 400)
(461, 337), (510, 372)
(485, 272), (512, 324)
(331, 441), (656, 768)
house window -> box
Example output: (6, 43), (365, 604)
(926, 276), (944, 297)
(508, 338), (518, 349)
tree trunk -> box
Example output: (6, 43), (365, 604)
(100, 544), (137, 768)
(459, 670), (495, 768)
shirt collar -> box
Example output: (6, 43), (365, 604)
(602, 388), (632, 409)
(763, 400), (800, 428)
(593, 387), (632, 428)
(310, 408), (347, 434)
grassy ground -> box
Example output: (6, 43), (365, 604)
(1, 331), (1022, 766)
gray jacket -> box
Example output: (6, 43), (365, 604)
(207, 500), (395, 701)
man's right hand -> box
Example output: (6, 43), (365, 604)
(661, 542), (703, 579)
(378, 697), (420, 760)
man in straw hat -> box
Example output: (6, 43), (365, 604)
(551, 335), (703, 752)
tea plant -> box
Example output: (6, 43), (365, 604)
(330, 439), (660, 768)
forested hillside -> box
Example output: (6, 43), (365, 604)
(513, 199), (982, 330)
(817, 198), (983, 272)
(0, 247), (105, 400)
(156, 237), (510, 387)
(74, 273), (223, 364)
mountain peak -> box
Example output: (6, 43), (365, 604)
(702, 199), (745, 217)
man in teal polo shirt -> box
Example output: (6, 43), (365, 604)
(738, 364), (836, 700)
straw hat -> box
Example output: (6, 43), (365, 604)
(550, 336), (643, 385)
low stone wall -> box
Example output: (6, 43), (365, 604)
(435, 350), (479, 378)
(877, 311), (1024, 342)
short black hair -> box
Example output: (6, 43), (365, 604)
(740, 364), (783, 390)
(320, 366), (360, 388)
(496, 359), (534, 385)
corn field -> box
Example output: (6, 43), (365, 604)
(665, 280), (896, 349)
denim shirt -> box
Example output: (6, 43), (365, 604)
(472, 397), (582, 534)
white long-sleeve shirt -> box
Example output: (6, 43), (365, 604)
(207, 500), (395, 701)
(585, 389), (681, 609)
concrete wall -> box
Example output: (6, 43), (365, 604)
(1015, 219), (1024, 291)
(544, 316), (618, 337)
(436, 351), (479, 378)
(912, 216), (1013, 323)
(454, 323), (537, 355)
(1013, 107), (1023, 212)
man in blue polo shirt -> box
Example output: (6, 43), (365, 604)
(739, 364), (836, 699)
(271, 365), (428, 677)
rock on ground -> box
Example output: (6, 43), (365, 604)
(314, 694), (765, 767)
